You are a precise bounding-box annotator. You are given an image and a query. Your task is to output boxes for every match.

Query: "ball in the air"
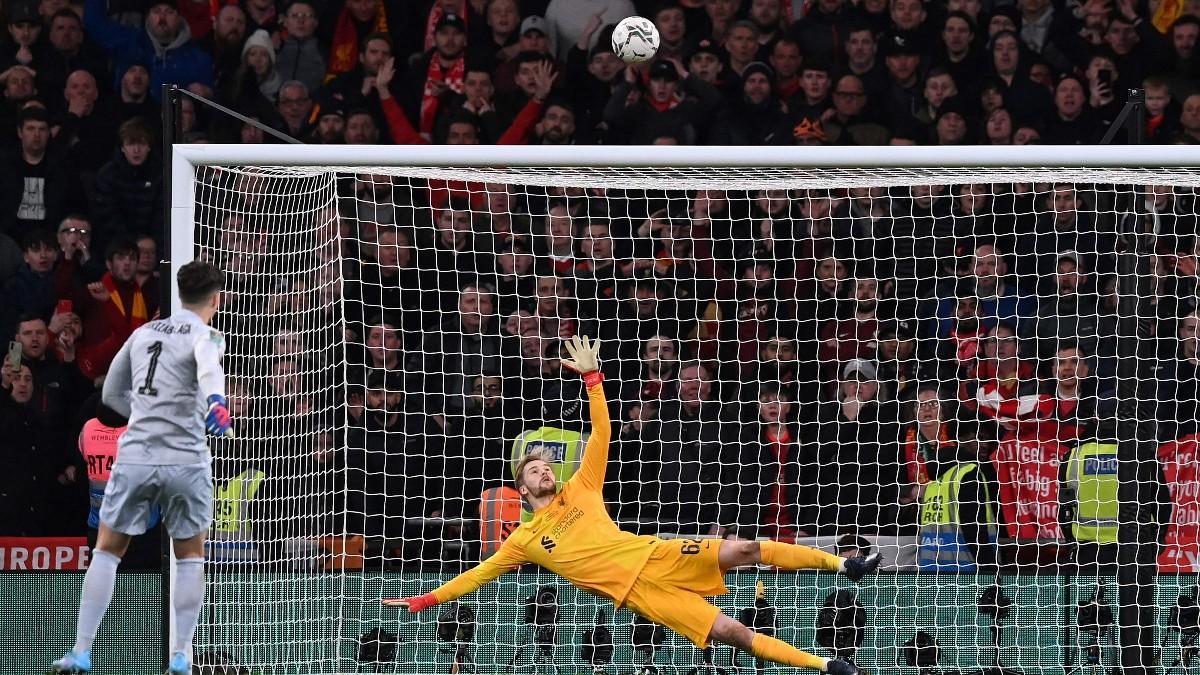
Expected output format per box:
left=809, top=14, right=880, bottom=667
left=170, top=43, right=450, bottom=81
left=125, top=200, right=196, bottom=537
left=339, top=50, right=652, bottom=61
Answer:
left=611, top=16, right=660, bottom=64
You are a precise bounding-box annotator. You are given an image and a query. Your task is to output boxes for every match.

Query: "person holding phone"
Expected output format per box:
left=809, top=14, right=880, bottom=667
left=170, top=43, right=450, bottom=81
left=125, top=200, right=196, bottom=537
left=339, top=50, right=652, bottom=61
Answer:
left=0, top=359, right=61, bottom=537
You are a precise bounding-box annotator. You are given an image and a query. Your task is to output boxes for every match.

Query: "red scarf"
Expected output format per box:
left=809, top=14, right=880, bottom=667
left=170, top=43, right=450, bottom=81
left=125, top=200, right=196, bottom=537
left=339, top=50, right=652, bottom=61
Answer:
left=421, top=55, right=465, bottom=134
left=424, top=1, right=467, bottom=51
left=102, top=273, right=148, bottom=327
left=763, top=427, right=798, bottom=540
left=647, top=90, right=684, bottom=112
left=325, top=2, right=389, bottom=81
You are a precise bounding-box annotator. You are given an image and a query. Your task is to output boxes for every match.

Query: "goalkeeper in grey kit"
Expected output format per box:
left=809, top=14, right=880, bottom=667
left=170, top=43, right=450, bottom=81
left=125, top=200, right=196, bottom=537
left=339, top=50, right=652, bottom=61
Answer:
left=53, top=261, right=234, bottom=675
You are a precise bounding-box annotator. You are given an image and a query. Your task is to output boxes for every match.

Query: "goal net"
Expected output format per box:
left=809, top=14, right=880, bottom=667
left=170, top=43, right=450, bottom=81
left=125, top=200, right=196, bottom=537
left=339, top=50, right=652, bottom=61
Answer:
left=176, top=146, right=1200, bottom=675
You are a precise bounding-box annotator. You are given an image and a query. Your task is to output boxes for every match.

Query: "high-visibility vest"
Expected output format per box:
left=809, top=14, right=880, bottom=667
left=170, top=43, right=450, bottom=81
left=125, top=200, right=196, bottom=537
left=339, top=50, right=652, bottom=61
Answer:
left=1064, top=442, right=1119, bottom=544
left=79, top=418, right=159, bottom=530
left=208, top=468, right=266, bottom=561
left=510, top=426, right=587, bottom=522
left=479, top=486, right=521, bottom=558
left=918, top=462, right=997, bottom=571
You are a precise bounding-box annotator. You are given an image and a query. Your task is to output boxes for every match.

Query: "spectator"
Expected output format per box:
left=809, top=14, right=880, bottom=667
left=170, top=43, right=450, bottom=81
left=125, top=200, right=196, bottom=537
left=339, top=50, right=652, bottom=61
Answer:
left=818, top=276, right=884, bottom=382
left=768, top=37, right=803, bottom=101
left=345, top=369, right=446, bottom=541
left=988, top=30, right=1052, bottom=124
left=732, top=382, right=813, bottom=540
left=1045, top=341, right=1115, bottom=435
left=0, top=360, right=64, bottom=536
left=793, top=0, right=852, bottom=65
left=476, top=0, right=520, bottom=64
left=38, top=9, right=109, bottom=97
left=811, top=358, right=901, bottom=533
left=934, top=11, right=985, bottom=90
left=878, top=30, right=923, bottom=133
left=407, top=16, right=468, bottom=141
left=276, top=80, right=314, bottom=138
left=108, top=62, right=157, bottom=127
left=900, top=385, right=954, bottom=514
left=1024, top=251, right=1117, bottom=379
left=1179, top=92, right=1200, bottom=143
left=62, top=237, right=159, bottom=378
left=1151, top=311, right=1200, bottom=441
left=1162, top=15, right=1200, bottom=100
left=789, top=59, right=834, bottom=122
left=444, top=373, right=521, bottom=519
left=92, top=119, right=163, bottom=246
left=240, top=29, right=283, bottom=101
left=875, top=319, right=918, bottom=403
left=639, top=5, right=681, bottom=64
left=55, top=69, right=117, bottom=173
left=685, top=37, right=728, bottom=90
left=361, top=315, right=403, bottom=373
left=321, top=32, right=393, bottom=135
left=494, top=241, right=536, bottom=318
left=934, top=243, right=1035, bottom=338
left=1, top=107, right=85, bottom=241
left=7, top=312, right=92, bottom=425
left=915, top=418, right=999, bottom=571
left=275, top=0, right=325, bottom=94
left=2, top=229, right=59, bottom=333
left=408, top=282, right=502, bottom=416
left=824, top=74, right=890, bottom=145
left=604, top=57, right=722, bottom=144
left=983, top=107, right=1014, bottom=144
left=54, top=214, right=103, bottom=286
left=2, top=1, right=42, bottom=73
left=84, top=0, right=214, bottom=96
left=545, top=0, right=636, bottom=60
left=1042, top=75, right=1099, bottom=144
left=1144, top=77, right=1181, bottom=143
left=0, top=65, right=38, bottom=145
left=203, top=4, right=248, bottom=87
left=618, top=334, right=680, bottom=415
left=962, top=322, right=1047, bottom=433
left=915, top=67, right=957, bottom=127
left=720, top=19, right=758, bottom=76
left=710, top=61, right=792, bottom=145
left=649, top=360, right=737, bottom=535
left=840, top=23, right=887, bottom=103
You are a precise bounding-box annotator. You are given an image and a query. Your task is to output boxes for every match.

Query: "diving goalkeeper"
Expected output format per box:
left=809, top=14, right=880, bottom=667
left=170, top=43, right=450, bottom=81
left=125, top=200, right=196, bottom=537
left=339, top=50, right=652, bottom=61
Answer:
left=384, top=335, right=878, bottom=674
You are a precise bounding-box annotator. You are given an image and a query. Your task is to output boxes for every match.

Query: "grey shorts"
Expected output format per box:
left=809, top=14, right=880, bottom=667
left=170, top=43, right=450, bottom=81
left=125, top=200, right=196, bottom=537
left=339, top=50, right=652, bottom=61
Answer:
left=100, top=462, right=213, bottom=540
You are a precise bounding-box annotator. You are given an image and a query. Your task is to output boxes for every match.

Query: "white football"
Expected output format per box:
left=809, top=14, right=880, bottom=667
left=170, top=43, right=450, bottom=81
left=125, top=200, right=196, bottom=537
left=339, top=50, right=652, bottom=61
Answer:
left=611, top=16, right=660, bottom=64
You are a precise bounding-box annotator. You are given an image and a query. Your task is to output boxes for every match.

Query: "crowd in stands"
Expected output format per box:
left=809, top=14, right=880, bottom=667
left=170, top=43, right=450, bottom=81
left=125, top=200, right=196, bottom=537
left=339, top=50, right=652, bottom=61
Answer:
left=1, top=0, right=1199, bottom=569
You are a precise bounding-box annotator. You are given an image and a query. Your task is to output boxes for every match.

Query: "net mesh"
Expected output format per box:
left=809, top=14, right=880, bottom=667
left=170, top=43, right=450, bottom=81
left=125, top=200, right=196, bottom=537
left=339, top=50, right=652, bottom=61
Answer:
left=188, top=163, right=1200, bottom=674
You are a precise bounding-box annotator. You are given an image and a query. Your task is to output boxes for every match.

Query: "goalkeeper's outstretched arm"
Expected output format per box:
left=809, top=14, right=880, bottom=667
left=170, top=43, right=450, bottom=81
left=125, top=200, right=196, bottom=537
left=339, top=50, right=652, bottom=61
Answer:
left=382, top=539, right=525, bottom=610
left=561, top=335, right=610, bottom=492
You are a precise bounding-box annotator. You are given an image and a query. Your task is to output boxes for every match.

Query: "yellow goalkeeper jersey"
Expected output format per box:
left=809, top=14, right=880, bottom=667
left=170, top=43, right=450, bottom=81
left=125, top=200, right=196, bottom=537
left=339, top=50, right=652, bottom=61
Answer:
left=430, top=381, right=659, bottom=606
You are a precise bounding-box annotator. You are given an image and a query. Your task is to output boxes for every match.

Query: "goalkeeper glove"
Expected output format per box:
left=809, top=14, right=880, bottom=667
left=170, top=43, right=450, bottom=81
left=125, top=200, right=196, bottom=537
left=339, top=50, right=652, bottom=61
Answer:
left=561, top=335, right=603, bottom=387
left=383, top=593, right=437, bottom=612
left=205, top=394, right=234, bottom=438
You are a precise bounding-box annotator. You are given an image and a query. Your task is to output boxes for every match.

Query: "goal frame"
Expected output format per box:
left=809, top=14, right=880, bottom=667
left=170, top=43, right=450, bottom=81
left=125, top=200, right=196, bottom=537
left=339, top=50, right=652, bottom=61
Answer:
left=168, top=143, right=1200, bottom=674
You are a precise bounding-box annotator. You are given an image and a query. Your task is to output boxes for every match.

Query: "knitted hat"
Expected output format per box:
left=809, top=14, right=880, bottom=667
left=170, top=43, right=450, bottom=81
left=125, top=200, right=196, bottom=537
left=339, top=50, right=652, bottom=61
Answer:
left=242, top=29, right=276, bottom=65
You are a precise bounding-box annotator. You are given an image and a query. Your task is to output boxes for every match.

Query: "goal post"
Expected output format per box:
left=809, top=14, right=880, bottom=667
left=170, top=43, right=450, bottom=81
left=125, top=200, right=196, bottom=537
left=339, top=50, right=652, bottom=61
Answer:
left=167, top=144, right=1199, bottom=674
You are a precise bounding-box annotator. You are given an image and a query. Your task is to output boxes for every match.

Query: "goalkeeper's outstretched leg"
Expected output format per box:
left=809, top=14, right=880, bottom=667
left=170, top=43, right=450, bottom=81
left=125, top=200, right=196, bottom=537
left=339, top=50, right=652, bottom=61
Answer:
left=709, top=613, right=862, bottom=675
left=717, top=539, right=883, bottom=582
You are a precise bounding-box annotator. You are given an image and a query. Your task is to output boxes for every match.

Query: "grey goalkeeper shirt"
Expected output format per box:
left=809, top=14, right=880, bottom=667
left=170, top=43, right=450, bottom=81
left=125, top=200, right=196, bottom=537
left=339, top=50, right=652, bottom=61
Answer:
left=101, top=309, right=227, bottom=466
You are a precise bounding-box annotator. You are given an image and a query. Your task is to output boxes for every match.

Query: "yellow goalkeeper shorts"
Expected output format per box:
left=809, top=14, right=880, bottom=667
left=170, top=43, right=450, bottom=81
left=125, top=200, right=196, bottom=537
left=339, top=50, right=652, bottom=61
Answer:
left=622, top=538, right=728, bottom=648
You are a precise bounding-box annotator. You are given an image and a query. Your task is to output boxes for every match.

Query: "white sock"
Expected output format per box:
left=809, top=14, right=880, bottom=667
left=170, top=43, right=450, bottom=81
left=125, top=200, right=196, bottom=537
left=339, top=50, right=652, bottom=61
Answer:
left=73, top=549, right=121, bottom=654
left=838, top=558, right=848, bottom=572
left=821, top=657, right=832, bottom=671
left=172, top=557, right=206, bottom=655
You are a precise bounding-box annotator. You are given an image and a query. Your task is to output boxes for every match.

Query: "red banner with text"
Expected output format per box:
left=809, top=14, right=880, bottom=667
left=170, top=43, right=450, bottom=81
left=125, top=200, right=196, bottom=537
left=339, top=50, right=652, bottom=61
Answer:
left=0, top=537, right=90, bottom=570
left=1158, top=434, right=1200, bottom=572
left=993, top=432, right=1069, bottom=541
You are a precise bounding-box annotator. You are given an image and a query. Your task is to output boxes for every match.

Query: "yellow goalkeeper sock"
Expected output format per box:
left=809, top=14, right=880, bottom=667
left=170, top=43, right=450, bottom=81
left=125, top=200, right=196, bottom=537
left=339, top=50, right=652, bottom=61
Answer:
left=759, top=541, right=844, bottom=572
left=750, top=633, right=829, bottom=671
